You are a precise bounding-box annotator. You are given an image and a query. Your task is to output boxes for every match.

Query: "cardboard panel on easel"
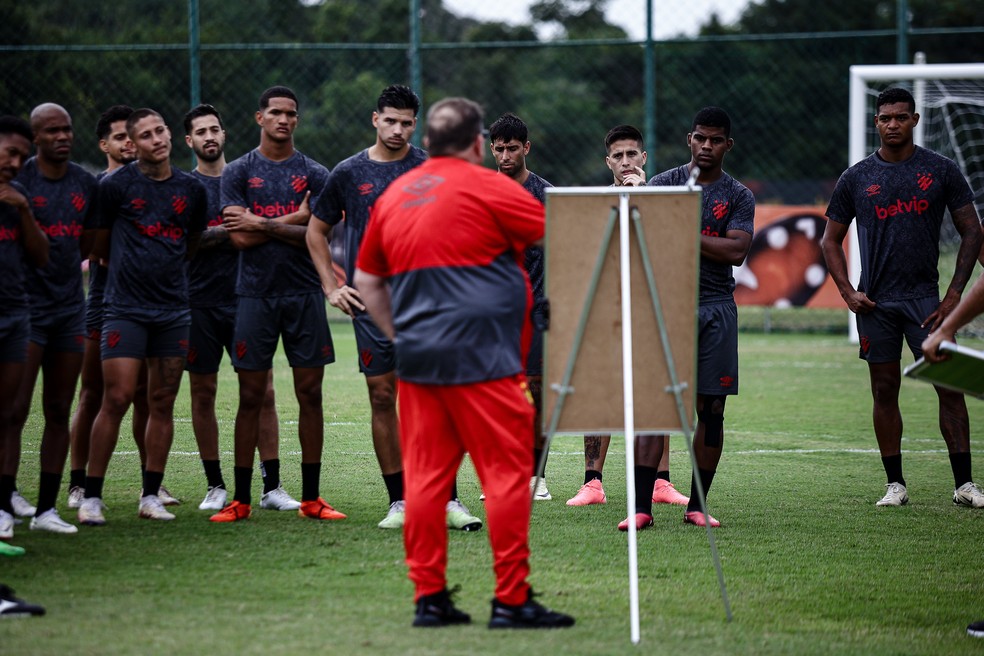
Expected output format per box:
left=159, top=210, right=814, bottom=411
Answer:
left=544, top=188, right=700, bottom=433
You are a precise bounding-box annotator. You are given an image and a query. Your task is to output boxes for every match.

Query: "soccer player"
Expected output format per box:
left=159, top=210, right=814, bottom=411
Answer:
left=488, top=112, right=554, bottom=501
left=566, top=124, right=689, bottom=509
left=307, top=85, right=480, bottom=531
left=67, top=105, right=170, bottom=510
left=0, top=115, right=50, bottom=552
left=356, top=96, right=574, bottom=629
left=4, top=104, right=97, bottom=534
left=183, top=103, right=292, bottom=512
left=210, top=86, right=343, bottom=523
left=77, top=108, right=208, bottom=525
left=618, top=107, right=754, bottom=531
left=822, top=87, right=984, bottom=509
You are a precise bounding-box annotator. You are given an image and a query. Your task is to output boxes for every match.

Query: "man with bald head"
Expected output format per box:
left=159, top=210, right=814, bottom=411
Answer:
left=356, top=97, right=574, bottom=629
left=2, top=104, right=96, bottom=534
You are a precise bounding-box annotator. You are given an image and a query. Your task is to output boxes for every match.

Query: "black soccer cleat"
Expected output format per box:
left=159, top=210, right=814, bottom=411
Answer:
left=488, top=588, right=575, bottom=629
left=0, top=585, right=45, bottom=618
left=412, top=587, right=471, bottom=627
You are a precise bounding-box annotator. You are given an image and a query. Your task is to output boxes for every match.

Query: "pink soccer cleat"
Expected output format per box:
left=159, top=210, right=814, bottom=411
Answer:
left=652, top=479, right=690, bottom=506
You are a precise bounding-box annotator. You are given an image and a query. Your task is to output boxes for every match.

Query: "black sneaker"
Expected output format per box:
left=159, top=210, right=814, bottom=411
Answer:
left=488, top=589, right=574, bottom=629
left=969, top=620, right=984, bottom=638
left=413, top=588, right=471, bottom=627
left=0, top=585, right=45, bottom=618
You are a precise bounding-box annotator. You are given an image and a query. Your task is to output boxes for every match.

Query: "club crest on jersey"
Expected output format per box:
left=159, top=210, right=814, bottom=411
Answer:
left=172, top=195, right=188, bottom=215
left=916, top=172, right=933, bottom=191
left=711, top=199, right=729, bottom=220
left=31, top=196, right=47, bottom=209
left=248, top=177, right=264, bottom=189
left=71, top=192, right=87, bottom=212
left=290, top=175, right=308, bottom=193
left=358, top=183, right=374, bottom=196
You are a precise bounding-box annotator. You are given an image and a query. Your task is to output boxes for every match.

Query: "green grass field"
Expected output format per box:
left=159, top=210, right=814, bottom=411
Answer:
left=3, top=324, right=984, bottom=655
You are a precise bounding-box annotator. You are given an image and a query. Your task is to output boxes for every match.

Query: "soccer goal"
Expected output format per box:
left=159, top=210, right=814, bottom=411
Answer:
left=847, top=57, right=984, bottom=341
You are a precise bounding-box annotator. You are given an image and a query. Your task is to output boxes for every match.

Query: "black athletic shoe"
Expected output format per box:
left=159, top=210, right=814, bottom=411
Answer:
left=969, top=620, right=984, bottom=638
left=0, top=585, right=45, bottom=618
left=412, top=587, right=471, bottom=627
left=488, top=589, right=575, bottom=629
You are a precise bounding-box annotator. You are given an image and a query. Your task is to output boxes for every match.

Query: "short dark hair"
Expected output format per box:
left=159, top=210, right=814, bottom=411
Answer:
left=876, top=87, right=916, bottom=114
left=605, top=124, right=643, bottom=152
left=0, top=115, right=33, bottom=141
left=95, top=105, right=133, bottom=141
left=425, top=97, right=484, bottom=157
left=377, top=85, right=420, bottom=116
left=489, top=113, right=528, bottom=145
left=259, top=86, right=299, bottom=111
left=125, top=108, right=164, bottom=137
left=183, top=103, right=224, bottom=135
left=692, top=106, right=732, bottom=138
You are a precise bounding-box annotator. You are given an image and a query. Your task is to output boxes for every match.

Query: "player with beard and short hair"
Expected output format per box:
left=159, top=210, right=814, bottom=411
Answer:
left=77, top=108, right=207, bottom=525
left=209, top=86, right=343, bottom=523
left=182, top=103, right=292, bottom=512
left=1, top=104, right=97, bottom=535
left=0, top=115, right=50, bottom=554
left=67, top=106, right=178, bottom=511
left=307, top=85, right=481, bottom=531
left=822, top=87, right=984, bottom=509
left=565, top=124, right=690, bottom=510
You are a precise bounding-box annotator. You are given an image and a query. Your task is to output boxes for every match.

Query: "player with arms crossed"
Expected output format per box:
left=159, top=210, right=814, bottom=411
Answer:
left=822, top=87, right=984, bottom=508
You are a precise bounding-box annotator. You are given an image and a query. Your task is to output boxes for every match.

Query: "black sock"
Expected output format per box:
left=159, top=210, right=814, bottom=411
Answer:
left=69, top=469, right=86, bottom=490
left=881, top=455, right=905, bottom=487
left=260, top=459, right=280, bottom=493
left=233, top=467, right=253, bottom=505
left=0, top=475, right=14, bottom=513
left=584, top=470, right=603, bottom=485
left=85, top=476, right=105, bottom=500
left=635, top=465, right=658, bottom=516
left=656, top=470, right=670, bottom=482
left=949, top=452, right=972, bottom=488
left=202, top=460, right=225, bottom=489
left=686, top=468, right=716, bottom=513
left=301, top=462, right=321, bottom=502
left=142, top=470, right=164, bottom=498
left=36, top=472, right=61, bottom=515
left=533, top=448, right=547, bottom=477
left=450, top=481, right=459, bottom=502
left=383, top=471, right=404, bottom=505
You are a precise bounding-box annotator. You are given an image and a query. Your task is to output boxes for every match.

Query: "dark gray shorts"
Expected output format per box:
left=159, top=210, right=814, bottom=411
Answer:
left=101, top=310, right=191, bottom=361
left=186, top=304, right=237, bottom=374
left=353, top=312, right=395, bottom=377
left=697, top=299, right=739, bottom=396
left=856, top=296, right=938, bottom=364
left=0, top=312, right=30, bottom=363
left=31, top=304, right=85, bottom=353
left=233, top=293, right=334, bottom=371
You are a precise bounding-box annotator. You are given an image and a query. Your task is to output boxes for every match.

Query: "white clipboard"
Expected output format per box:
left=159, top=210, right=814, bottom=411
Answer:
left=904, top=341, right=984, bottom=400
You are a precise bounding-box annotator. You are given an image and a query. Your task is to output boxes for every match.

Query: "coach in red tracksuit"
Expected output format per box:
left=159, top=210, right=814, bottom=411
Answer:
left=355, top=97, right=573, bottom=630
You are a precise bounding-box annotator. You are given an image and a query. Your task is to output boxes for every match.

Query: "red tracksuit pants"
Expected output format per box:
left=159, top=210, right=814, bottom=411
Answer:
left=399, top=374, right=534, bottom=606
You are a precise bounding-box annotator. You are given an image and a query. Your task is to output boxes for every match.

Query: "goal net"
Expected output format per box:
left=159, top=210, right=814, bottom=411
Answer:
left=850, top=59, right=984, bottom=339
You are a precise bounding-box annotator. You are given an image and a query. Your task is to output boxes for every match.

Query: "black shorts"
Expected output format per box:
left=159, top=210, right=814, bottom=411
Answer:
left=697, top=299, right=739, bottom=396
left=856, top=296, right=938, bottom=364
left=353, top=312, right=395, bottom=377
left=0, top=311, right=30, bottom=363
left=101, top=308, right=191, bottom=361
left=31, top=304, right=85, bottom=353
left=233, top=293, right=334, bottom=371
left=85, top=294, right=104, bottom=337
left=186, top=304, right=237, bottom=374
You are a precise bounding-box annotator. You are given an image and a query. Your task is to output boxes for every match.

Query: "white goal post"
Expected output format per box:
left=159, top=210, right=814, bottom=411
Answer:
left=845, top=59, right=984, bottom=343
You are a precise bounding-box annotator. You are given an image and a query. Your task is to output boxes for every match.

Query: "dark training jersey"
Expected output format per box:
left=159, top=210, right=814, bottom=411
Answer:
left=16, top=158, right=97, bottom=315
left=358, top=156, right=544, bottom=385
left=649, top=165, right=755, bottom=303
left=315, top=145, right=428, bottom=287
left=521, top=171, right=552, bottom=302
left=826, top=146, right=976, bottom=303
left=188, top=170, right=238, bottom=308
left=221, top=148, right=329, bottom=298
left=96, top=162, right=208, bottom=312
left=0, top=181, right=32, bottom=311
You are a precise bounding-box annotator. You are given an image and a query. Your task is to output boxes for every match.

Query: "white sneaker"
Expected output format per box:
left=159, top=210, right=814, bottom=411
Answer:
left=158, top=485, right=181, bottom=506
left=67, top=486, right=85, bottom=509
left=260, top=485, right=301, bottom=511
left=29, top=508, right=78, bottom=534
left=953, top=482, right=984, bottom=508
left=10, top=492, right=35, bottom=518
left=875, top=482, right=909, bottom=506
left=377, top=500, right=406, bottom=529
left=138, top=495, right=175, bottom=521
left=530, top=476, right=552, bottom=501
left=78, top=497, right=107, bottom=526
left=0, top=509, right=13, bottom=539
left=199, top=486, right=228, bottom=511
